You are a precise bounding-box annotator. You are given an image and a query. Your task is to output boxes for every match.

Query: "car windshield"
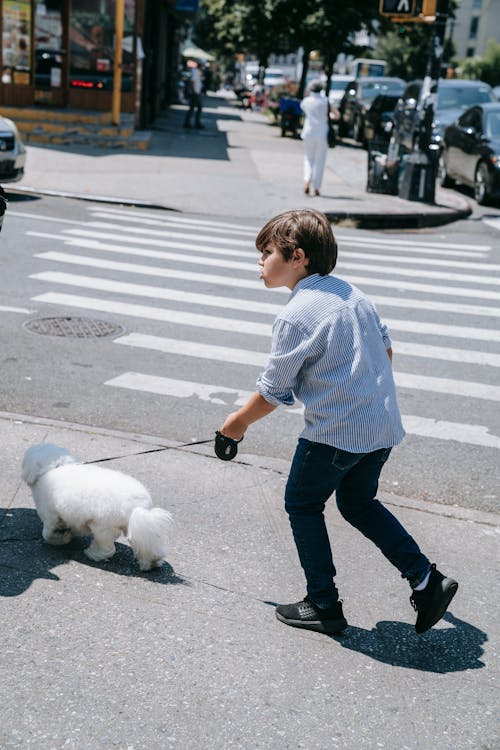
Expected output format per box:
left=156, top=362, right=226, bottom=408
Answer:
left=437, top=85, right=495, bottom=109
left=486, top=110, right=500, bottom=138
left=360, top=81, right=404, bottom=100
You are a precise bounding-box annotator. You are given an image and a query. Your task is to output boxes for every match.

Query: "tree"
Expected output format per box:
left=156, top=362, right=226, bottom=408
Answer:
left=198, top=0, right=382, bottom=97
left=458, top=40, right=500, bottom=86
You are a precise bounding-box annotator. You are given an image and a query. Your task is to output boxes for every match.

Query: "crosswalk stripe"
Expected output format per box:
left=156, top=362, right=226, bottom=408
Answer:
left=87, top=207, right=491, bottom=252
left=34, top=251, right=271, bottom=291
left=0, top=305, right=33, bottom=314
left=104, top=372, right=500, bottom=449
left=30, top=272, right=284, bottom=316
left=33, top=244, right=500, bottom=302
left=87, top=207, right=259, bottom=234
left=483, top=217, right=500, bottom=232
left=394, top=372, right=500, bottom=402
left=115, top=333, right=268, bottom=365
left=32, top=292, right=271, bottom=335
left=394, top=341, right=500, bottom=368
left=59, top=228, right=500, bottom=286
left=31, top=270, right=500, bottom=321
left=340, top=250, right=500, bottom=272
left=339, top=259, right=500, bottom=286
left=113, top=334, right=500, bottom=402
left=29, top=226, right=498, bottom=272
left=13, top=207, right=492, bottom=255
left=115, top=332, right=500, bottom=370
left=79, top=223, right=254, bottom=248
left=31, top=291, right=500, bottom=342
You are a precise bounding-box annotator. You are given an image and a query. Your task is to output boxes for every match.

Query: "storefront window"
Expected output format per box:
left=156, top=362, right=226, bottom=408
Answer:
left=2, top=0, right=31, bottom=85
left=70, top=0, right=136, bottom=92
left=34, top=0, right=64, bottom=89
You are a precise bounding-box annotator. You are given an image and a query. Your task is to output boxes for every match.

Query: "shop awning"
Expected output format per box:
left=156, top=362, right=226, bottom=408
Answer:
left=181, top=44, right=215, bottom=62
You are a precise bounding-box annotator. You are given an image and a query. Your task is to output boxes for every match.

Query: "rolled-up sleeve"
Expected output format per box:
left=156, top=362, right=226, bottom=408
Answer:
left=256, top=319, right=313, bottom=407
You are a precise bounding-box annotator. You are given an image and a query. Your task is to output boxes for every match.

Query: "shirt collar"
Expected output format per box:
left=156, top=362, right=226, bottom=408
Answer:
left=290, top=273, right=322, bottom=298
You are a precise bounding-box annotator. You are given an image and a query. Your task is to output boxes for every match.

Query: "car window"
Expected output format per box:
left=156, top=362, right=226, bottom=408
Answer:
left=360, top=80, right=404, bottom=100
left=438, top=85, right=495, bottom=108
left=485, top=111, right=500, bottom=138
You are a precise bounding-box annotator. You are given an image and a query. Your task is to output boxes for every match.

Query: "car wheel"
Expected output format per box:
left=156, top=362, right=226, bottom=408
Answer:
left=438, top=153, right=454, bottom=188
left=474, top=162, right=490, bottom=205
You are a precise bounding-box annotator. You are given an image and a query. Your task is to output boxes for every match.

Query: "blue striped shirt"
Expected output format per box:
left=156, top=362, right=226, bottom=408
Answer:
left=256, top=273, right=405, bottom=452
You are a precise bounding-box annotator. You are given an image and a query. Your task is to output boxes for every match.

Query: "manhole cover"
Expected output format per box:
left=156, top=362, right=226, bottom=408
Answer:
left=24, top=316, right=125, bottom=339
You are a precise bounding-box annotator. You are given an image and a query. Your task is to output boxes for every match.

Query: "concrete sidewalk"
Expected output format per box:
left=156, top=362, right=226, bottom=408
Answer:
left=9, top=92, right=472, bottom=228
left=1, top=410, right=497, bottom=750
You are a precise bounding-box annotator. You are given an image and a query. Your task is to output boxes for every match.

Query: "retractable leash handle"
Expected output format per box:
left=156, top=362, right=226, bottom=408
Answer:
left=214, top=431, right=242, bottom=461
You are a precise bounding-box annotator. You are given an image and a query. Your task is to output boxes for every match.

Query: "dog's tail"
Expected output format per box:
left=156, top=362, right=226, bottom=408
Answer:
left=127, top=507, right=173, bottom=571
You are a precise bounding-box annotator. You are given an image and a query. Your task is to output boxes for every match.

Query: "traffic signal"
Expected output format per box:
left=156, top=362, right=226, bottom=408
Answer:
left=421, top=0, right=437, bottom=16
left=379, top=0, right=416, bottom=16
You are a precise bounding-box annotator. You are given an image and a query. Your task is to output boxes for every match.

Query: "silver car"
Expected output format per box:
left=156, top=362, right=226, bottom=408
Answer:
left=0, top=115, right=26, bottom=182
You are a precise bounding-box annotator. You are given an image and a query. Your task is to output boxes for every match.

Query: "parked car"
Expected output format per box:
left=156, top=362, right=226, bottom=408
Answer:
left=363, top=93, right=401, bottom=146
left=391, top=78, right=497, bottom=154
left=0, top=115, right=26, bottom=183
left=327, top=75, right=352, bottom=109
left=338, top=76, right=405, bottom=142
left=439, top=102, right=500, bottom=205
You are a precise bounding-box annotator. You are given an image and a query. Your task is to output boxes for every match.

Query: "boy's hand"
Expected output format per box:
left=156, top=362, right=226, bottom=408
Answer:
left=219, top=411, right=247, bottom=441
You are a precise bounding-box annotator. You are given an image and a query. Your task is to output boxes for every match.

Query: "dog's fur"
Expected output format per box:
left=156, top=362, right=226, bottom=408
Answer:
left=21, top=443, right=172, bottom=570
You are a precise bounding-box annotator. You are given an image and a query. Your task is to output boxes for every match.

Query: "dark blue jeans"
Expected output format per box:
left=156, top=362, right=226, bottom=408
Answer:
left=284, top=439, right=431, bottom=608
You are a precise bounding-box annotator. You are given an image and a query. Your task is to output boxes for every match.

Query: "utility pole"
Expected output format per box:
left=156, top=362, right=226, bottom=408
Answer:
left=112, top=0, right=125, bottom=126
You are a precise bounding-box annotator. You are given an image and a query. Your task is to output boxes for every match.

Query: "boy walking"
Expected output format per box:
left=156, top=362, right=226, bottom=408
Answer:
left=219, top=209, right=457, bottom=635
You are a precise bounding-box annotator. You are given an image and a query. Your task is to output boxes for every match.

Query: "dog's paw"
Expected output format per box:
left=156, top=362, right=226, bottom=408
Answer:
left=43, top=529, right=73, bottom=546
left=84, top=546, right=113, bottom=562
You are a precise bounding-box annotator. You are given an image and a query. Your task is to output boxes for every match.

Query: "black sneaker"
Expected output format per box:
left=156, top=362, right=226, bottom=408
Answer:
left=410, top=564, right=458, bottom=634
left=275, top=596, right=347, bottom=634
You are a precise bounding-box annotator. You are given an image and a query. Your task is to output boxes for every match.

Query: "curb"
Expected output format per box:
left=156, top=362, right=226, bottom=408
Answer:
left=5, top=185, right=177, bottom=212
left=8, top=185, right=471, bottom=229
left=325, top=204, right=472, bottom=230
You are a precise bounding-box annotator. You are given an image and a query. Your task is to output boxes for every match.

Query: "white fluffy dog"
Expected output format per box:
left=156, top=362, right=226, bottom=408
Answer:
left=21, top=443, right=172, bottom=571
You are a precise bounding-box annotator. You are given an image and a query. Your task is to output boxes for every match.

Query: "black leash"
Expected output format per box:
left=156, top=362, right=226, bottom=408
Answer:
left=86, top=432, right=242, bottom=466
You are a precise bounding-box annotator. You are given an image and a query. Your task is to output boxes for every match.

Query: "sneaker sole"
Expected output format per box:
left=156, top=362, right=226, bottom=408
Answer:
left=275, top=610, right=347, bottom=635
left=416, top=578, right=458, bottom=634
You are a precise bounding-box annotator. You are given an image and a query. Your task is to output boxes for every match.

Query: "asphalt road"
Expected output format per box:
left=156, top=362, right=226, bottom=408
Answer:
left=2, top=194, right=499, bottom=512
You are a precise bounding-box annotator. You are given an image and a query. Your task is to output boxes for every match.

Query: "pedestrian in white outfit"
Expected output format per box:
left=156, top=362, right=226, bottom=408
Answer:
left=300, top=80, right=329, bottom=196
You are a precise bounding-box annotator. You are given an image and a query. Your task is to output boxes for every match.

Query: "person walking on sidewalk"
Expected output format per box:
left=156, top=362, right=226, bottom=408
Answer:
left=183, top=60, right=204, bottom=130
left=219, top=208, right=458, bottom=636
left=300, top=80, right=329, bottom=196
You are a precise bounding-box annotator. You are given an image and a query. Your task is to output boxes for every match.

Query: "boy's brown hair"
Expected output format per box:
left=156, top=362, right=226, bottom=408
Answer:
left=255, top=209, right=337, bottom=276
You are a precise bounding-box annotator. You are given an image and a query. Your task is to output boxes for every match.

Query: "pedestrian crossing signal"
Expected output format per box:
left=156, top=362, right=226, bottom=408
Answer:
left=379, top=0, right=416, bottom=16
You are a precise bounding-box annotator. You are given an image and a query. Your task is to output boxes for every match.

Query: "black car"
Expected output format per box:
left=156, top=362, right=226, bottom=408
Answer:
left=338, top=76, right=405, bottom=143
left=439, top=102, right=500, bottom=205
left=392, top=78, right=497, bottom=154
left=363, top=94, right=401, bottom=146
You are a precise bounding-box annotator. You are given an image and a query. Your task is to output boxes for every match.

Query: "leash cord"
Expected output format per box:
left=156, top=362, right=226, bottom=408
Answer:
left=85, top=437, right=214, bottom=465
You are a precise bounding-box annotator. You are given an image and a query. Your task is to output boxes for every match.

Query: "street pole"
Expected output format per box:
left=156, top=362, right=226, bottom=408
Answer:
left=418, top=0, right=449, bottom=159
left=112, top=0, right=125, bottom=126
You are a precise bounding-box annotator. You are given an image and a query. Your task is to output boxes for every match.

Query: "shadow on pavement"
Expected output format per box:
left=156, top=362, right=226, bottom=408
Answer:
left=333, top=611, right=486, bottom=673
left=0, top=507, right=186, bottom=597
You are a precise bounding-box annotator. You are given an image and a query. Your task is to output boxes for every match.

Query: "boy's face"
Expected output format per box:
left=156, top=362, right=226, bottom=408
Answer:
left=258, top=244, right=308, bottom=290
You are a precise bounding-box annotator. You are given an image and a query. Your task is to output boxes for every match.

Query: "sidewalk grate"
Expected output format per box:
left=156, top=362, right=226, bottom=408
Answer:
left=24, top=316, right=125, bottom=339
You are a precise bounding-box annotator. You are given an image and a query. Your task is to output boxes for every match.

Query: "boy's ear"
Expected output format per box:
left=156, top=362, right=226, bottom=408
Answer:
left=292, top=247, right=309, bottom=267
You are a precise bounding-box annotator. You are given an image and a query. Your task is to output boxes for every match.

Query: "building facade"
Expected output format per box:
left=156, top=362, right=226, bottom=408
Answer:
left=451, top=0, right=500, bottom=60
left=0, top=0, right=194, bottom=125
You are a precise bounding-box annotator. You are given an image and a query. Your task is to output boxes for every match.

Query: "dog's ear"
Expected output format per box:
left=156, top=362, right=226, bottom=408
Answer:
left=21, top=444, right=80, bottom=485
left=21, top=455, right=44, bottom=486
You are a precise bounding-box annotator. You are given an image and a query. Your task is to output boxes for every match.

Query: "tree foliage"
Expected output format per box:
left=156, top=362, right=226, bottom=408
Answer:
left=458, top=40, right=500, bottom=86
left=197, top=0, right=381, bottom=96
